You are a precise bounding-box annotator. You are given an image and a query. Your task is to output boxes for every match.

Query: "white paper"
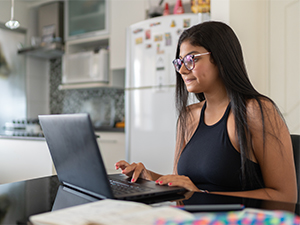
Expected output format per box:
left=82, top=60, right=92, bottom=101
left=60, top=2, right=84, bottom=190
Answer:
left=30, top=199, right=194, bottom=225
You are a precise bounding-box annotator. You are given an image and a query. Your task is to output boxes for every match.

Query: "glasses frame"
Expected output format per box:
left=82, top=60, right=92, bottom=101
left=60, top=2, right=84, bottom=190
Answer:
left=172, top=52, right=211, bottom=72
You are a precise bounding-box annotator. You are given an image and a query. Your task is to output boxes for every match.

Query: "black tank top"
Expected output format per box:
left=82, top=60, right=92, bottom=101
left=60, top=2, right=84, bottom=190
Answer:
left=177, top=101, right=264, bottom=191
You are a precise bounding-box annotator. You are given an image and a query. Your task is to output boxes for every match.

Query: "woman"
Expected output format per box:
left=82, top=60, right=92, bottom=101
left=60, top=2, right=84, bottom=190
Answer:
left=116, top=21, right=297, bottom=203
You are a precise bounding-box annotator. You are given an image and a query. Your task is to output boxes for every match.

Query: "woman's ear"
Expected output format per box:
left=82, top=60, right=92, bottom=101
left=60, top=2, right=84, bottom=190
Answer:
left=209, top=54, right=215, bottom=64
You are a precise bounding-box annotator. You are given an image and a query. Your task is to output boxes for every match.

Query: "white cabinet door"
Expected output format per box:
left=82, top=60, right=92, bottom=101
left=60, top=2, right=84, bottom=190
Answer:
left=96, top=132, right=125, bottom=174
left=65, top=0, right=109, bottom=41
left=0, top=138, right=53, bottom=184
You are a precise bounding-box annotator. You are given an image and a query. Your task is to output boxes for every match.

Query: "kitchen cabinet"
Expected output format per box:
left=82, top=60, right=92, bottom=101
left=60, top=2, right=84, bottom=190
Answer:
left=65, top=0, right=108, bottom=41
left=61, top=0, right=111, bottom=89
left=0, top=131, right=125, bottom=184
left=95, top=132, right=125, bottom=174
left=64, top=0, right=146, bottom=69
left=0, top=138, right=54, bottom=184
left=60, top=0, right=147, bottom=89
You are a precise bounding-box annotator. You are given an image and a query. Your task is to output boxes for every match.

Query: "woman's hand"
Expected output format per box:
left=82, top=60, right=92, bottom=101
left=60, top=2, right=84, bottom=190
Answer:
left=155, top=174, right=203, bottom=192
left=115, top=160, right=154, bottom=182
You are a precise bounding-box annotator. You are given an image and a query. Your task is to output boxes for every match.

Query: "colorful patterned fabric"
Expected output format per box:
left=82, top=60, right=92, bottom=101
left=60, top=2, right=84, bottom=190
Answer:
left=155, top=208, right=300, bottom=225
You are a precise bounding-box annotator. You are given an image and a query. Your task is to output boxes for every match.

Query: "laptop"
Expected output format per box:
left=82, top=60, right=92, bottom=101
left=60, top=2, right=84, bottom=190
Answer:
left=38, top=113, right=185, bottom=201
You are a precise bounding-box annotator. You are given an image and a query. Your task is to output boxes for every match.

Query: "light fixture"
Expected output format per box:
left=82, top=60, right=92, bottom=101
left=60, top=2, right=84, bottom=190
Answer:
left=5, top=0, right=20, bottom=29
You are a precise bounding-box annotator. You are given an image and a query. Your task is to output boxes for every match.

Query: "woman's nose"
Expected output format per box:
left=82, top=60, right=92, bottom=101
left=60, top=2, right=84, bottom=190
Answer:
left=179, top=64, right=189, bottom=75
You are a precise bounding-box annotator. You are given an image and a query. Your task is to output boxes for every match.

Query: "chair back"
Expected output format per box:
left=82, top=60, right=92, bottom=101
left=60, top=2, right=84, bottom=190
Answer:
left=291, top=134, right=300, bottom=203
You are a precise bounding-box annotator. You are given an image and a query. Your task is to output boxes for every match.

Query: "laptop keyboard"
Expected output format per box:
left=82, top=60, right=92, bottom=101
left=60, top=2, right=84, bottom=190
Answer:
left=109, top=179, right=152, bottom=196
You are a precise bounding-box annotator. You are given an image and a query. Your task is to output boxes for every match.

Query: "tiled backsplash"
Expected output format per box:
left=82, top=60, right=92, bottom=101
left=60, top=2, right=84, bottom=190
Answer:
left=49, top=58, right=124, bottom=127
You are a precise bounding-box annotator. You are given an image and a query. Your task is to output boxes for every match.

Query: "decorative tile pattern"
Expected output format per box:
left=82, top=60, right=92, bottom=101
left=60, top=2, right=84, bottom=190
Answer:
left=49, top=58, right=124, bottom=127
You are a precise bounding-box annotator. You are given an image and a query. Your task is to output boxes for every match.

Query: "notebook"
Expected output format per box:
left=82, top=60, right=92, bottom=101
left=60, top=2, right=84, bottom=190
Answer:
left=38, top=113, right=185, bottom=201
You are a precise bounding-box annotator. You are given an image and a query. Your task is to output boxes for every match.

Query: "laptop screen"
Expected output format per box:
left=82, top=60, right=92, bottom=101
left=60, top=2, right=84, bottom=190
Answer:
left=39, top=113, right=114, bottom=199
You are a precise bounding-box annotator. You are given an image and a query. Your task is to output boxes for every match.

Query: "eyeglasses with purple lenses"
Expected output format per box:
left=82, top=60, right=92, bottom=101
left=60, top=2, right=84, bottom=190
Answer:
left=172, top=52, right=211, bottom=72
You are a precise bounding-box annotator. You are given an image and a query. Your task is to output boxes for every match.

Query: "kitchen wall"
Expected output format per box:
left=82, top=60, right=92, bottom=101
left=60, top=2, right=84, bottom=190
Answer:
left=49, top=58, right=124, bottom=127
left=0, top=1, right=125, bottom=127
left=0, top=27, right=26, bottom=128
left=0, top=1, right=30, bottom=29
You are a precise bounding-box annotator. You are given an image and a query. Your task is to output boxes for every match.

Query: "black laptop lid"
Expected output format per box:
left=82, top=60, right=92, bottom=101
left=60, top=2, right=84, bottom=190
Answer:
left=39, top=113, right=114, bottom=199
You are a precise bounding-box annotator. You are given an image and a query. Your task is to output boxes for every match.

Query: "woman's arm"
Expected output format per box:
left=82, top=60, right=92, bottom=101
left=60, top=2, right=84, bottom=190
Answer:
left=214, top=99, right=297, bottom=203
left=159, top=99, right=297, bottom=202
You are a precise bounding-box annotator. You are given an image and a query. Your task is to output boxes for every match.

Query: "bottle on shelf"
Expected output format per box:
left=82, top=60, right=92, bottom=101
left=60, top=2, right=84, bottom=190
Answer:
left=173, top=0, right=184, bottom=14
left=191, top=0, right=211, bottom=13
left=163, top=2, right=170, bottom=16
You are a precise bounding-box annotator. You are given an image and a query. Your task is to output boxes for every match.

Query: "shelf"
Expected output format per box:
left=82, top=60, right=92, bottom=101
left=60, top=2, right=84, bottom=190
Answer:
left=59, top=82, right=109, bottom=90
left=65, top=35, right=109, bottom=54
left=66, top=35, right=109, bottom=46
left=70, top=11, right=105, bottom=22
left=58, top=82, right=124, bottom=90
left=18, top=42, right=64, bottom=59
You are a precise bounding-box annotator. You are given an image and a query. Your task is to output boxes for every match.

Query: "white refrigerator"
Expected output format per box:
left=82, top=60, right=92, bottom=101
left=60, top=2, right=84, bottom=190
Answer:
left=125, top=14, right=209, bottom=175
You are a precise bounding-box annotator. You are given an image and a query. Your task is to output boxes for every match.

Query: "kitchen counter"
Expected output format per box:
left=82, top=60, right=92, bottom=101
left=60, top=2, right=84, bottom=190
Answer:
left=94, top=127, right=124, bottom=132
left=0, top=130, right=125, bottom=183
left=0, top=137, right=54, bottom=184
left=0, top=127, right=124, bottom=141
left=0, top=134, right=45, bottom=141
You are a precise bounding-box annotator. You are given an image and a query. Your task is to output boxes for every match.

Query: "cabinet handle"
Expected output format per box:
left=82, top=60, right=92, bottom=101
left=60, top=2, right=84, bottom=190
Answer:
left=99, top=140, right=117, bottom=143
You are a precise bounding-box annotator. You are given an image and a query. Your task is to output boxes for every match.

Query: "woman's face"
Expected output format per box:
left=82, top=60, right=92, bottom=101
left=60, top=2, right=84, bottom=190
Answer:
left=178, top=41, right=220, bottom=94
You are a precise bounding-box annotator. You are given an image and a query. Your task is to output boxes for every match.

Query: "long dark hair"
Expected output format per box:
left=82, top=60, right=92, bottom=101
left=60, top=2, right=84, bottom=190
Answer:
left=175, top=21, right=282, bottom=189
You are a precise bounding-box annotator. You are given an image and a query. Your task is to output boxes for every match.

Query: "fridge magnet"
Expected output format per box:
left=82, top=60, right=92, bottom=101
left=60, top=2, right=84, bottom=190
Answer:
left=170, top=20, right=176, bottom=27
left=154, top=35, right=163, bottom=42
left=135, top=37, right=143, bottom=45
left=183, top=19, right=191, bottom=28
left=146, top=43, right=152, bottom=49
left=150, top=22, right=161, bottom=27
left=177, top=29, right=183, bottom=35
left=133, top=28, right=143, bottom=34
left=145, top=29, right=151, bottom=40
left=165, top=33, right=172, bottom=46
left=156, top=44, right=165, bottom=54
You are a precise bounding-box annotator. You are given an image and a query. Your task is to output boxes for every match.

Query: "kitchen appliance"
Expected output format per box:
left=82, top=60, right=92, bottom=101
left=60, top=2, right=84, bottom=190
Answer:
left=125, top=14, right=209, bottom=174
left=62, top=48, right=109, bottom=84
left=3, top=119, right=43, bottom=137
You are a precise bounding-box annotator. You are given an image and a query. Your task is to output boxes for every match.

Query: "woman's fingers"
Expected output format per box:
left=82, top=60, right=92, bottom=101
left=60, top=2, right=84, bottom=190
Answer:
left=131, top=163, right=143, bottom=182
left=120, top=162, right=137, bottom=177
left=115, top=161, right=142, bottom=179
left=155, top=175, right=199, bottom=191
left=155, top=175, right=176, bottom=185
left=115, top=161, right=150, bottom=182
left=115, top=160, right=130, bottom=170
left=131, top=162, right=150, bottom=182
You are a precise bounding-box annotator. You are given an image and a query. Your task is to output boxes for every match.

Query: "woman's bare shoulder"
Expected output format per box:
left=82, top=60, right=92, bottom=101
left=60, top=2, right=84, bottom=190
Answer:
left=246, top=97, right=284, bottom=135
left=246, top=97, right=277, bottom=119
